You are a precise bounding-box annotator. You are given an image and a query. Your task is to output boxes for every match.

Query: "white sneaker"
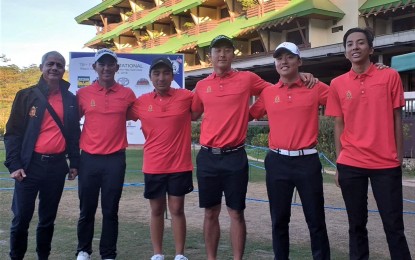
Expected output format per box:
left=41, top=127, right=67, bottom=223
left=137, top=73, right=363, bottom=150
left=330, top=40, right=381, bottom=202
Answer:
left=174, top=255, right=188, bottom=260
left=77, top=251, right=91, bottom=260
left=150, top=254, right=164, bottom=260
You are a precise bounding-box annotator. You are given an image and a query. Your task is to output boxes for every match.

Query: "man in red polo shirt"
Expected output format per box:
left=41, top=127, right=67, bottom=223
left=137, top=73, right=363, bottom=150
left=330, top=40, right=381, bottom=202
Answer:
left=128, top=57, right=193, bottom=260
left=325, top=27, right=412, bottom=260
left=191, top=35, right=316, bottom=260
left=76, top=49, right=136, bottom=260
left=4, top=51, right=80, bottom=260
left=250, top=42, right=330, bottom=260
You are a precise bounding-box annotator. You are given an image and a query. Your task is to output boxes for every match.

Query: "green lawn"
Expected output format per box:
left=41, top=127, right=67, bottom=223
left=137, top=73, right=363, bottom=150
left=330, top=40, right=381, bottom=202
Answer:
left=0, top=143, right=395, bottom=259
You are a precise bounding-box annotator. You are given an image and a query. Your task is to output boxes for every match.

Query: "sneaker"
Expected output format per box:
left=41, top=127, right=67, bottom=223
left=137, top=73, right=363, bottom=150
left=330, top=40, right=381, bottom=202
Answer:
left=150, top=254, right=164, bottom=260
left=174, top=255, right=188, bottom=260
left=77, top=251, right=91, bottom=260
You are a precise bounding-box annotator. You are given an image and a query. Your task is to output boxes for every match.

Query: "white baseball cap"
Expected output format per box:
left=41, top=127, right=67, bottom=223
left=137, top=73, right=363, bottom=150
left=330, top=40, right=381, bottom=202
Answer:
left=94, top=48, right=118, bottom=63
left=273, top=42, right=300, bottom=58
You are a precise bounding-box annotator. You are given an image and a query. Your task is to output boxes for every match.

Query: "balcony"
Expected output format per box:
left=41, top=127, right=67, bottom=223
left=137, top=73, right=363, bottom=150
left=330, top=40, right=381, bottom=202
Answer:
left=246, top=0, right=290, bottom=18
left=128, top=9, right=151, bottom=22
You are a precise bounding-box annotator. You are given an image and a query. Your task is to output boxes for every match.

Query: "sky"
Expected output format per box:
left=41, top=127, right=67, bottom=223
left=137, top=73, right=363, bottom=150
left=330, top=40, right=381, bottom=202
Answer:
left=1, top=0, right=101, bottom=68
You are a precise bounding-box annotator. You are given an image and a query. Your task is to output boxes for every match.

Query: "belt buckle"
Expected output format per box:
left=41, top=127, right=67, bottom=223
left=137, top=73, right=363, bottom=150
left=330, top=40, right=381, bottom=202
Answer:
left=41, top=155, right=50, bottom=161
left=211, top=148, right=222, bottom=155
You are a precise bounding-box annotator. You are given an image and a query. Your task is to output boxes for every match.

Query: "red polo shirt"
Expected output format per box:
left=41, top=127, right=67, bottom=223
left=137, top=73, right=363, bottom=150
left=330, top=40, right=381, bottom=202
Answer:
left=77, top=81, right=136, bottom=155
left=35, top=88, right=66, bottom=154
left=325, top=64, right=404, bottom=169
left=250, top=79, right=328, bottom=150
left=129, top=88, right=193, bottom=174
left=192, top=70, right=271, bottom=147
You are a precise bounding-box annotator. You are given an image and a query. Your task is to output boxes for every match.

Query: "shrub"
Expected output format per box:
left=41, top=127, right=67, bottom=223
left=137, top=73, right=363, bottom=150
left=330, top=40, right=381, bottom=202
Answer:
left=251, top=133, right=268, bottom=147
left=317, top=116, right=336, bottom=162
left=191, top=121, right=201, bottom=143
left=246, top=124, right=269, bottom=144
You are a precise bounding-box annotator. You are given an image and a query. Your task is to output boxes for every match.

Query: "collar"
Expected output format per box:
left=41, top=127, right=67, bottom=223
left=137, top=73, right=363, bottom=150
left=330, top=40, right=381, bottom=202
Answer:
left=152, top=87, right=174, bottom=98
left=210, top=69, right=237, bottom=79
left=277, top=78, right=303, bottom=88
left=37, top=76, right=69, bottom=96
left=348, top=63, right=375, bottom=79
left=92, top=81, right=120, bottom=92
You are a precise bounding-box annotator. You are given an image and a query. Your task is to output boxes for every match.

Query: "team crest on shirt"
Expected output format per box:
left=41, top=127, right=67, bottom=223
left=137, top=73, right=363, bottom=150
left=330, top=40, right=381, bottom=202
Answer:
left=206, top=86, right=212, bottom=93
left=346, top=90, right=352, bottom=100
left=148, top=105, right=153, bottom=112
left=90, top=99, right=96, bottom=107
left=29, top=106, right=37, bottom=117
left=274, top=96, right=280, bottom=103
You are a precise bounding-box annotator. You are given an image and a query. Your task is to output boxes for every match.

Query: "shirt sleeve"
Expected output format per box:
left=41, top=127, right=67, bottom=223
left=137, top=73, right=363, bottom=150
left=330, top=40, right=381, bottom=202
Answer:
left=325, top=79, right=343, bottom=117
left=389, top=69, right=405, bottom=109
left=249, top=95, right=267, bottom=119
left=76, top=89, right=85, bottom=119
left=127, top=98, right=140, bottom=121
left=4, top=90, right=26, bottom=172
left=191, top=85, right=204, bottom=113
left=249, top=72, right=272, bottom=96
left=318, top=82, right=330, bottom=106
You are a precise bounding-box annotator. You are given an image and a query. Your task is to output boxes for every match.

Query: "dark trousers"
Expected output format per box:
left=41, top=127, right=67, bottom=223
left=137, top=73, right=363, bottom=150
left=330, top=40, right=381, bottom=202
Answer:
left=10, top=156, right=68, bottom=260
left=337, top=163, right=412, bottom=260
left=264, top=151, right=330, bottom=260
left=77, top=151, right=126, bottom=259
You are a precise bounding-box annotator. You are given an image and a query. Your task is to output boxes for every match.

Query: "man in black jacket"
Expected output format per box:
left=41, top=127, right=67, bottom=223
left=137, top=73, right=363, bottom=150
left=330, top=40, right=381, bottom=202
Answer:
left=4, top=51, right=80, bottom=260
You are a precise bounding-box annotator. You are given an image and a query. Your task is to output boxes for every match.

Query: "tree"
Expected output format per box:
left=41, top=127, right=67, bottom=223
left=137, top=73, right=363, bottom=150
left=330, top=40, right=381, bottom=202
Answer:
left=0, top=64, right=41, bottom=136
left=1, top=54, right=11, bottom=63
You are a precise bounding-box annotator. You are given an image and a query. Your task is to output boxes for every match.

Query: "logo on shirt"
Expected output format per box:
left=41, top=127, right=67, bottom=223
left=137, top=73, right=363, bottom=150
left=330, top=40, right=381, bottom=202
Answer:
left=346, top=90, right=352, bottom=100
left=90, top=99, right=96, bottom=107
left=148, top=105, right=153, bottom=112
left=274, top=96, right=280, bottom=103
left=29, top=106, right=37, bottom=117
left=206, top=86, right=212, bottom=93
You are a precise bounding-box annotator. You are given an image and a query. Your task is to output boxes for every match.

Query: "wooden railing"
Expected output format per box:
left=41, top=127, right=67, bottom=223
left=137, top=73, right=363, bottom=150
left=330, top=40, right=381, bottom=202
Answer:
left=246, top=0, right=290, bottom=18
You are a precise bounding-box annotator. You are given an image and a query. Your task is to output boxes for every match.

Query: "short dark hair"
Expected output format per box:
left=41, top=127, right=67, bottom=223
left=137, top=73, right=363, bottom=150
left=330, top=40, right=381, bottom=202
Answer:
left=343, top=27, right=374, bottom=48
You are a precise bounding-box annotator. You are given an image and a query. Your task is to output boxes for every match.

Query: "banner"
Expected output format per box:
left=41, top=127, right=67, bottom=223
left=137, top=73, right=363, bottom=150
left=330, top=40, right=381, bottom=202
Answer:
left=69, top=52, right=185, bottom=144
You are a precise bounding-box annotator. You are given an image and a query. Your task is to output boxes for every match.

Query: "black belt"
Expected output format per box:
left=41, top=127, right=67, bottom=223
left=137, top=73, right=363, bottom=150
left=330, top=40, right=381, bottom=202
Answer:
left=33, top=152, right=66, bottom=162
left=201, top=144, right=245, bottom=155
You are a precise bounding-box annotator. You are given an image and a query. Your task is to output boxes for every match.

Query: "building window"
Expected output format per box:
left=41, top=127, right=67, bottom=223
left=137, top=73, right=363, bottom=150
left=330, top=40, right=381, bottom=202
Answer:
left=250, top=39, right=264, bottom=54
left=220, top=7, right=229, bottom=18
left=286, top=28, right=307, bottom=46
left=392, top=15, right=415, bottom=32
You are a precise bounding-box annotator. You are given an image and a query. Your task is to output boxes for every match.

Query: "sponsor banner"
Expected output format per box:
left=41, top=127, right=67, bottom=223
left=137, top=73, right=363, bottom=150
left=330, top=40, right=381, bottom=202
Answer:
left=69, top=52, right=185, bottom=144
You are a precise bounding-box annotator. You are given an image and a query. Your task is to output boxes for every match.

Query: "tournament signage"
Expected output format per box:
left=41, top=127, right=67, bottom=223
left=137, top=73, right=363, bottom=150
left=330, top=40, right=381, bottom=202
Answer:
left=69, top=52, right=185, bottom=144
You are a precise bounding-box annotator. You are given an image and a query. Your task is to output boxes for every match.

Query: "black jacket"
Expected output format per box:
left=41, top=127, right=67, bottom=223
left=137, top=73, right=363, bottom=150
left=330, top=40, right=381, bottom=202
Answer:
left=4, top=76, right=80, bottom=173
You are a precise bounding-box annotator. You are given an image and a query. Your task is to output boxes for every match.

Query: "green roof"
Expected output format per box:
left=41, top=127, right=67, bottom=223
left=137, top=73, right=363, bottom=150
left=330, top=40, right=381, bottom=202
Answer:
left=131, top=7, right=172, bottom=30
left=81, top=0, right=344, bottom=51
left=133, top=0, right=344, bottom=53
left=359, top=0, right=414, bottom=15
left=75, top=0, right=124, bottom=23
left=85, top=34, right=104, bottom=46
left=270, top=0, right=344, bottom=20
left=102, top=21, right=132, bottom=42
left=172, top=0, right=203, bottom=15
left=391, top=52, right=415, bottom=72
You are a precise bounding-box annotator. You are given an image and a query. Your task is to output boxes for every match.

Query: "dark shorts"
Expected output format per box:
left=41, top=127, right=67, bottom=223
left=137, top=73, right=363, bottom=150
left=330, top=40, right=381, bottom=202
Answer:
left=143, top=171, right=193, bottom=199
left=196, top=148, right=249, bottom=210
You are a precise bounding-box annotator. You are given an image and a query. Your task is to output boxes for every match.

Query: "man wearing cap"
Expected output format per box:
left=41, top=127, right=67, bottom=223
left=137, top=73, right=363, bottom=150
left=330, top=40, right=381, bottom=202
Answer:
left=191, top=35, right=317, bottom=260
left=128, top=57, right=193, bottom=260
left=76, top=48, right=136, bottom=260
left=326, top=27, right=412, bottom=260
left=4, top=51, right=80, bottom=260
left=250, top=42, right=330, bottom=260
